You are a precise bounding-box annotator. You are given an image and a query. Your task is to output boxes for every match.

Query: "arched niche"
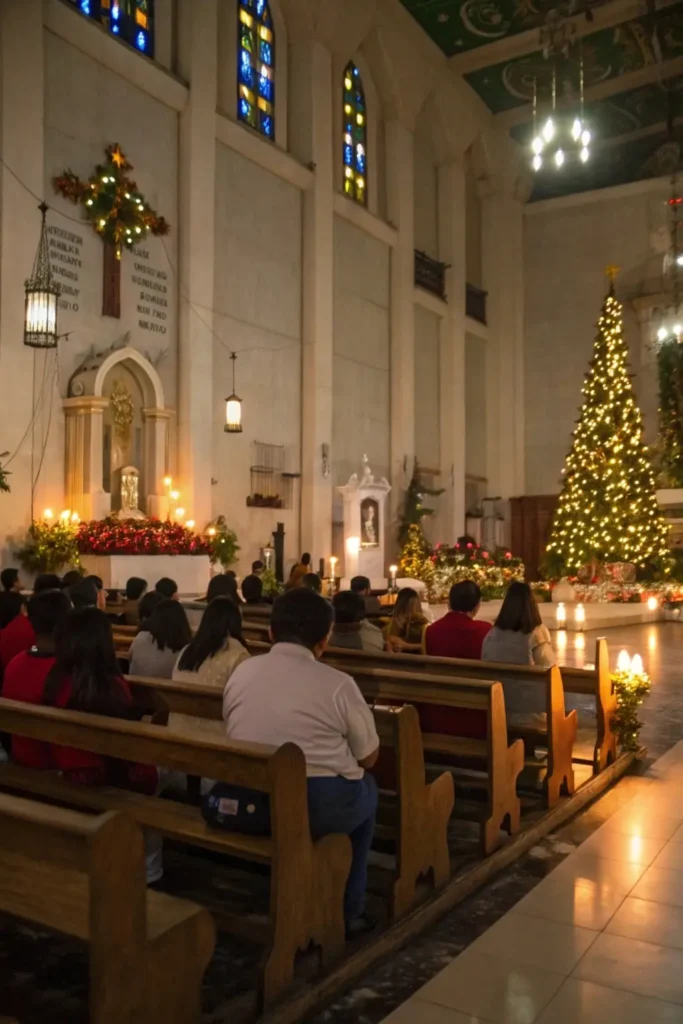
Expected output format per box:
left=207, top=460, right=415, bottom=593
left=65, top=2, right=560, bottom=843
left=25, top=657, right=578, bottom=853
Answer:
left=64, top=345, right=173, bottom=521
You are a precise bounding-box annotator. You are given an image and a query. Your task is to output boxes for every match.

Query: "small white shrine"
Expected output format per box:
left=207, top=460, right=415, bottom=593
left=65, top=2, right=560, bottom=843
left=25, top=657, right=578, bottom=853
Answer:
left=337, top=456, right=391, bottom=588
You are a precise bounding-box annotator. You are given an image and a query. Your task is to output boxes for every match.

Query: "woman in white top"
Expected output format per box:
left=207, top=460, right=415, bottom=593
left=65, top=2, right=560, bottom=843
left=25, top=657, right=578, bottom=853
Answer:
left=128, top=599, right=192, bottom=679
left=172, top=596, right=249, bottom=734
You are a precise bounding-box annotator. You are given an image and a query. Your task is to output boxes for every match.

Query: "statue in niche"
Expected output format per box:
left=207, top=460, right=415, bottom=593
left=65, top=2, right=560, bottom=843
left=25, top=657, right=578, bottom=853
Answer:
left=361, top=497, right=379, bottom=548
left=119, top=466, right=145, bottom=520
left=109, top=377, right=135, bottom=470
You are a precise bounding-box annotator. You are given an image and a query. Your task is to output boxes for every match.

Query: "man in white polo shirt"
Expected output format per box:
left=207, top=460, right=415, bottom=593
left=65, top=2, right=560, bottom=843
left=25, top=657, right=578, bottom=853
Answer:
left=222, top=588, right=380, bottom=937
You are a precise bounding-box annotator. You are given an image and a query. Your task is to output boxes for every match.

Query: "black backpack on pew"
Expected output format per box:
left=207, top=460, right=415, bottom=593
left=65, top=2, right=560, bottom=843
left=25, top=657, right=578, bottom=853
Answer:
left=202, top=782, right=271, bottom=835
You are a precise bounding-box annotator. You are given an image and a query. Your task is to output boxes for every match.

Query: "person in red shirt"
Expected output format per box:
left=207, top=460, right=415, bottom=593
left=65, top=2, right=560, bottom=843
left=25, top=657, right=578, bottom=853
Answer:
left=420, top=581, right=492, bottom=740
left=1, top=589, right=71, bottom=767
left=0, top=593, right=36, bottom=672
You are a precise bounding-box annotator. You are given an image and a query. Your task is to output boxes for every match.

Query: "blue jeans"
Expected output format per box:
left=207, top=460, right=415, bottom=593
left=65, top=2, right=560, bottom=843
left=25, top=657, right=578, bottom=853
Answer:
left=307, top=773, right=378, bottom=924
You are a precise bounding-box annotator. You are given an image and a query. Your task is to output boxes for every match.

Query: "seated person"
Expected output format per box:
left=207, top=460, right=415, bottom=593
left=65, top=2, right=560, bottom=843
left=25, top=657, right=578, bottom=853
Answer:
left=0, top=593, right=35, bottom=671
left=1, top=589, right=71, bottom=767
left=330, top=591, right=384, bottom=653
left=384, top=588, right=428, bottom=653
left=482, top=582, right=555, bottom=668
left=122, top=576, right=147, bottom=625
left=286, top=552, right=311, bottom=590
left=129, top=599, right=192, bottom=679
left=251, top=560, right=264, bottom=576
left=222, top=589, right=379, bottom=937
left=350, top=575, right=382, bottom=616
left=204, top=573, right=242, bottom=605
left=155, top=576, right=179, bottom=601
left=424, top=581, right=492, bottom=660
left=68, top=577, right=100, bottom=611
left=87, top=575, right=107, bottom=612
left=241, top=573, right=269, bottom=607
left=302, top=572, right=322, bottom=594
left=61, top=570, right=82, bottom=590
left=172, top=597, right=249, bottom=734
left=1, top=567, right=22, bottom=594
left=33, top=573, right=63, bottom=593
left=137, top=590, right=162, bottom=633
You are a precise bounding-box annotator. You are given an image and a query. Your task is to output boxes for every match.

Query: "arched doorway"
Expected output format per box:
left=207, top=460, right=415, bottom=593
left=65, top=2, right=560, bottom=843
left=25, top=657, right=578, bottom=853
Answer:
left=64, top=345, right=173, bottom=521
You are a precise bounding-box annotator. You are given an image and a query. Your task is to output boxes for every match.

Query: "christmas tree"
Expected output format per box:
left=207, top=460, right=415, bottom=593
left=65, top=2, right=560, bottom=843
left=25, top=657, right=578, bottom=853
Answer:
left=546, top=274, right=670, bottom=576
left=397, top=460, right=444, bottom=549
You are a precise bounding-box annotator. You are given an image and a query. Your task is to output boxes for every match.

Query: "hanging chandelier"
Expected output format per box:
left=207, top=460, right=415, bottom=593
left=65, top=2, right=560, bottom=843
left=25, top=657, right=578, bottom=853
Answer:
left=224, top=352, right=243, bottom=433
left=529, top=20, right=592, bottom=173
left=656, top=172, right=682, bottom=344
left=24, top=202, right=61, bottom=349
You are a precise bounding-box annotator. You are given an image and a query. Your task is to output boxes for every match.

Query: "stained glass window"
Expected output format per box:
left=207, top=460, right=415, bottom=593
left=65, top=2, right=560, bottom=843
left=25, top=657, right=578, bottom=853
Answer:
left=68, top=0, right=154, bottom=58
left=343, top=62, right=367, bottom=206
left=238, top=0, right=275, bottom=141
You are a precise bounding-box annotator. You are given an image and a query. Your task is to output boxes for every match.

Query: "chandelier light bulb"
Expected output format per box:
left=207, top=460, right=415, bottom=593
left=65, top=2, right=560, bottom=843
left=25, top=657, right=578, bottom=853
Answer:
left=554, top=148, right=565, bottom=168
left=674, top=324, right=682, bottom=337
left=531, top=136, right=544, bottom=155
left=542, top=117, right=555, bottom=143
left=658, top=326, right=669, bottom=342
left=580, top=147, right=590, bottom=163
left=532, top=153, right=543, bottom=172
left=677, top=254, right=683, bottom=266
left=581, top=129, right=591, bottom=147
left=571, top=118, right=582, bottom=141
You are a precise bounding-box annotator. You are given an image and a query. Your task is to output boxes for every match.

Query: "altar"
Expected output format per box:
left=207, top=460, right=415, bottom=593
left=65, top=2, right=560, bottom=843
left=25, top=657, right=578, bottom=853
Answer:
left=80, top=553, right=210, bottom=596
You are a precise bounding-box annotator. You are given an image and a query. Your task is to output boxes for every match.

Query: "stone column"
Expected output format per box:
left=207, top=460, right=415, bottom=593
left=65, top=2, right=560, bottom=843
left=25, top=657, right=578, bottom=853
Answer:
left=386, top=120, right=416, bottom=522
left=481, top=190, right=525, bottom=506
left=143, top=407, right=173, bottom=519
left=63, top=398, right=110, bottom=522
left=438, top=159, right=467, bottom=540
left=0, top=0, right=46, bottom=543
left=177, top=0, right=217, bottom=528
left=290, top=40, right=334, bottom=563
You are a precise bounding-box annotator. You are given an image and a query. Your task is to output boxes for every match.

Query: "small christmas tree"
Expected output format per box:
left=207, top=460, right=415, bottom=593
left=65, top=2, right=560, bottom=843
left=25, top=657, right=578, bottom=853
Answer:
left=398, top=460, right=444, bottom=549
left=546, top=272, right=670, bottom=576
left=399, top=523, right=432, bottom=581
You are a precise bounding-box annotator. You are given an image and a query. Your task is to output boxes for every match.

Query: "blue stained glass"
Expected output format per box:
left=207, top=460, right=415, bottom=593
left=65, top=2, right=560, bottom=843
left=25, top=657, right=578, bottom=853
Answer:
left=357, top=153, right=366, bottom=173
left=112, top=3, right=120, bottom=19
left=262, top=115, right=273, bottom=137
left=353, top=66, right=359, bottom=77
left=239, top=98, right=251, bottom=119
left=260, top=41, right=272, bottom=65
left=344, top=145, right=353, bottom=166
left=241, top=49, right=251, bottom=67
left=80, top=0, right=90, bottom=12
left=259, top=75, right=273, bottom=101
left=241, top=63, right=253, bottom=87
left=256, top=0, right=266, bottom=13
left=136, top=30, right=146, bottom=50
left=343, top=62, right=367, bottom=207
left=112, top=23, right=119, bottom=33
left=238, top=0, right=274, bottom=141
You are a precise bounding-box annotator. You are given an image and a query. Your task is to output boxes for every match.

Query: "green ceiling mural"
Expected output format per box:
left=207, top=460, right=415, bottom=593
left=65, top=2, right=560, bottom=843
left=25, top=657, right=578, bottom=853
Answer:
left=465, top=10, right=683, bottom=115
left=400, top=0, right=610, bottom=56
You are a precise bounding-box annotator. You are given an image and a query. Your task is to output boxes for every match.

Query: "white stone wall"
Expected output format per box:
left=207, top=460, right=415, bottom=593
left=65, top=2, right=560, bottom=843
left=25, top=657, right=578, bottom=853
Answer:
left=465, top=331, right=488, bottom=480
left=524, top=181, right=669, bottom=496
left=413, top=118, right=438, bottom=259
left=414, top=306, right=441, bottom=469
left=212, top=143, right=302, bottom=570
left=332, top=216, right=390, bottom=516
left=466, top=161, right=483, bottom=290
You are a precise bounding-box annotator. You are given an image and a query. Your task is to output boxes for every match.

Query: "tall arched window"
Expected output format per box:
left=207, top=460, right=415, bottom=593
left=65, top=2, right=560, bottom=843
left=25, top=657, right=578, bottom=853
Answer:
left=238, top=0, right=275, bottom=140
left=343, top=62, right=367, bottom=206
left=68, top=0, right=154, bottom=57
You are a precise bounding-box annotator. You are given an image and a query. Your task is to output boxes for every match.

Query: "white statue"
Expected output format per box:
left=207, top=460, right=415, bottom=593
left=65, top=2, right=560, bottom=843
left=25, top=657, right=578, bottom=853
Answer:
left=119, top=466, right=146, bottom=520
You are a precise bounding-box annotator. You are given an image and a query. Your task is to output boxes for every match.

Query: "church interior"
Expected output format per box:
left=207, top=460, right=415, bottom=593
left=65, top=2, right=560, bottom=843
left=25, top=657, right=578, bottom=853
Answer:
left=1, top=0, right=683, bottom=1021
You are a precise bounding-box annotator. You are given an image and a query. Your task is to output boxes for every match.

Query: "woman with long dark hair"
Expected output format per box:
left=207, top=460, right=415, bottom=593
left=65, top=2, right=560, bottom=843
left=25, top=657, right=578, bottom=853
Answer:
left=172, top=596, right=249, bottom=733
left=384, top=587, right=429, bottom=653
left=129, top=599, right=192, bottom=678
left=482, top=581, right=555, bottom=668
left=203, top=573, right=243, bottom=605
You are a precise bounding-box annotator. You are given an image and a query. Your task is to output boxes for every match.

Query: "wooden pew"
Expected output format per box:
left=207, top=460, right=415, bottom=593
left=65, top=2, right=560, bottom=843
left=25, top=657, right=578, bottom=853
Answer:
left=124, top=674, right=455, bottom=918
left=0, top=791, right=214, bottom=1023
left=247, top=637, right=615, bottom=781
left=0, top=699, right=350, bottom=1009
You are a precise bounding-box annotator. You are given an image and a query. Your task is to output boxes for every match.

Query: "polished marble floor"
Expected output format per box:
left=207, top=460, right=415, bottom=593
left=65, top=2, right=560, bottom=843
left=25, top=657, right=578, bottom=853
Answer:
left=314, top=623, right=683, bottom=1024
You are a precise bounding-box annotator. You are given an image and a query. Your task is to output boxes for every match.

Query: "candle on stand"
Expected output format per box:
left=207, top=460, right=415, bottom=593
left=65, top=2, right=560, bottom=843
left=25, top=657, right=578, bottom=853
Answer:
left=631, top=653, right=644, bottom=675
left=43, top=509, right=54, bottom=522
left=186, top=519, right=195, bottom=530
left=555, top=602, right=566, bottom=629
left=175, top=507, right=185, bottom=521
left=616, top=649, right=631, bottom=672
left=575, top=603, right=585, bottom=631
left=389, top=564, right=398, bottom=590
left=329, top=555, right=338, bottom=578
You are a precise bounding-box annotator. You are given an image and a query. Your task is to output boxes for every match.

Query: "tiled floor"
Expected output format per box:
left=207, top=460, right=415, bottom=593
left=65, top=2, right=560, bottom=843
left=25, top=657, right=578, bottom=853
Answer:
left=379, top=741, right=683, bottom=1024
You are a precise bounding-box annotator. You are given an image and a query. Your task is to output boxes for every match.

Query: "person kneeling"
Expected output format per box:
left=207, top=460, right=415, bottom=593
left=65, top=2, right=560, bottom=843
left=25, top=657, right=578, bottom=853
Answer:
left=220, top=588, right=379, bottom=938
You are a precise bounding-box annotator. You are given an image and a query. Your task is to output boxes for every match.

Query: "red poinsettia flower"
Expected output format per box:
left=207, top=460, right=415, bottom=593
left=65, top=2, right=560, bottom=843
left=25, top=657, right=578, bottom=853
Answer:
left=467, top=543, right=473, bottom=549
left=482, top=551, right=489, bottom=559
left=505, top=551, right=512, bottom=559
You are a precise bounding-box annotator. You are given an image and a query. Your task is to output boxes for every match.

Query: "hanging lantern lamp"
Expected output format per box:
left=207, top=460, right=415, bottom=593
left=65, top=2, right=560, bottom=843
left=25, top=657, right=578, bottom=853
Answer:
left=224, top=351, right=243, bottom=433
left=24, top=202, right=60, bottom=349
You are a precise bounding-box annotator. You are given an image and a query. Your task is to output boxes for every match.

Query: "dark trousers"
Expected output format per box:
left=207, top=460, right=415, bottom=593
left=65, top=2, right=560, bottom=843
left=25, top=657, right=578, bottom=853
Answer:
left=306, top=772, right=378, bottom=923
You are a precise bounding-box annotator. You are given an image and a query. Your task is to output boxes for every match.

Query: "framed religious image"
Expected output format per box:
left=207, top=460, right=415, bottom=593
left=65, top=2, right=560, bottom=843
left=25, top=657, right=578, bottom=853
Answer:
left=360, top=497, right=380, bottom=547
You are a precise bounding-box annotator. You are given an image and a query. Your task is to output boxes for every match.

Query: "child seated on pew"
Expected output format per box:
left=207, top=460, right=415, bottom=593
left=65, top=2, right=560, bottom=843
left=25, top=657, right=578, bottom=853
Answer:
left=221, top=588, right=380, bottom=938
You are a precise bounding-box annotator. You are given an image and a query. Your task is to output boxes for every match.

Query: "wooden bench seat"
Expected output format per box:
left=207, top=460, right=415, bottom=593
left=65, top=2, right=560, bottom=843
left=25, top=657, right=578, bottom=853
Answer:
left=0, top=790, right=214, bottom=1023
left=125, top=675, right=454, bottom=919
left=0, top=698, right=350, bottom=1009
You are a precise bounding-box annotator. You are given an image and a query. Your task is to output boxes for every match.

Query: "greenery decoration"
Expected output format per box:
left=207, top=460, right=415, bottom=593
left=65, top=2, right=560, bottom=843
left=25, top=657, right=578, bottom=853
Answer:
left=205, top=515, right=240, bottom=568
left=612, top=661, right=651, bottom=752
left=656, top=339, right=683, bottom=487
left=261, top=567, right=283, bottom=598
left=16, top=520, right=80, bottom=574
left=429, top=541, right=524, bottom=602
left=546, top=281, right=670, bottom=577
left=399, top=523, right=434, bottom=585
left=77, top=518, right=210, bottom=556
left=398, top=460, right=444, bottom=549
left=54, top=143, right=170, bottom=258
left=0, top=452, right=10, bottom=493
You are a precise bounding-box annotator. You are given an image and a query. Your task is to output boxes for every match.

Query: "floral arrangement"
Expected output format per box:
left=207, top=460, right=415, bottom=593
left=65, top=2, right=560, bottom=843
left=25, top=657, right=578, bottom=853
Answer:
left=611, top=654, right=651, bottom=753
left=76, top=517, right=211, bottom=556
left=261, top=567, right=283, bottom=598
left=204, top=515, right=240, bottom=567
left=427, top=541, right=525, bottom=602
left=16, top=520, right=80, bottom=573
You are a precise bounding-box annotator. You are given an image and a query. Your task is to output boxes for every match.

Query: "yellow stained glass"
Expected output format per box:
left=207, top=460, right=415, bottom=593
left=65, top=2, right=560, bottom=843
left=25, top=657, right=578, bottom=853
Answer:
left=345, top=166, right=354, bottom=178
left=258, top=96, right=272, bottom=113
left=240, top=9, right=253, bottom=26
left=344, top=179, right=353, bottom=195
left=357, top=113, right=364, bottom=126
left=259, top=25, right=273, bottom=41
left=135, top=9, right=148, bottom=28
left=344, top=104, right=352, bottom=115
left=240, top=84, right=255, bottom=103
left=345, top=77, right=352, bottom=90
left=345, top=133, right=352, bottom=145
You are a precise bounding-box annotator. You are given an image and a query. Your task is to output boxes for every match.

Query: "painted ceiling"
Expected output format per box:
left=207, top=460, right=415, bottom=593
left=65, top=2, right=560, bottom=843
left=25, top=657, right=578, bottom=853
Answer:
left=400, top=0, right=683, bottom=199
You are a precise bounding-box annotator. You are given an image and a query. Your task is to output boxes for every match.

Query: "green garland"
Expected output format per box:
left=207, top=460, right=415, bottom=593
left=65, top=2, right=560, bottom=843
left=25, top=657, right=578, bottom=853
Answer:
left=611, top=666, right=651, bottom=753
left=16, top=521, right=80, bottom=574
